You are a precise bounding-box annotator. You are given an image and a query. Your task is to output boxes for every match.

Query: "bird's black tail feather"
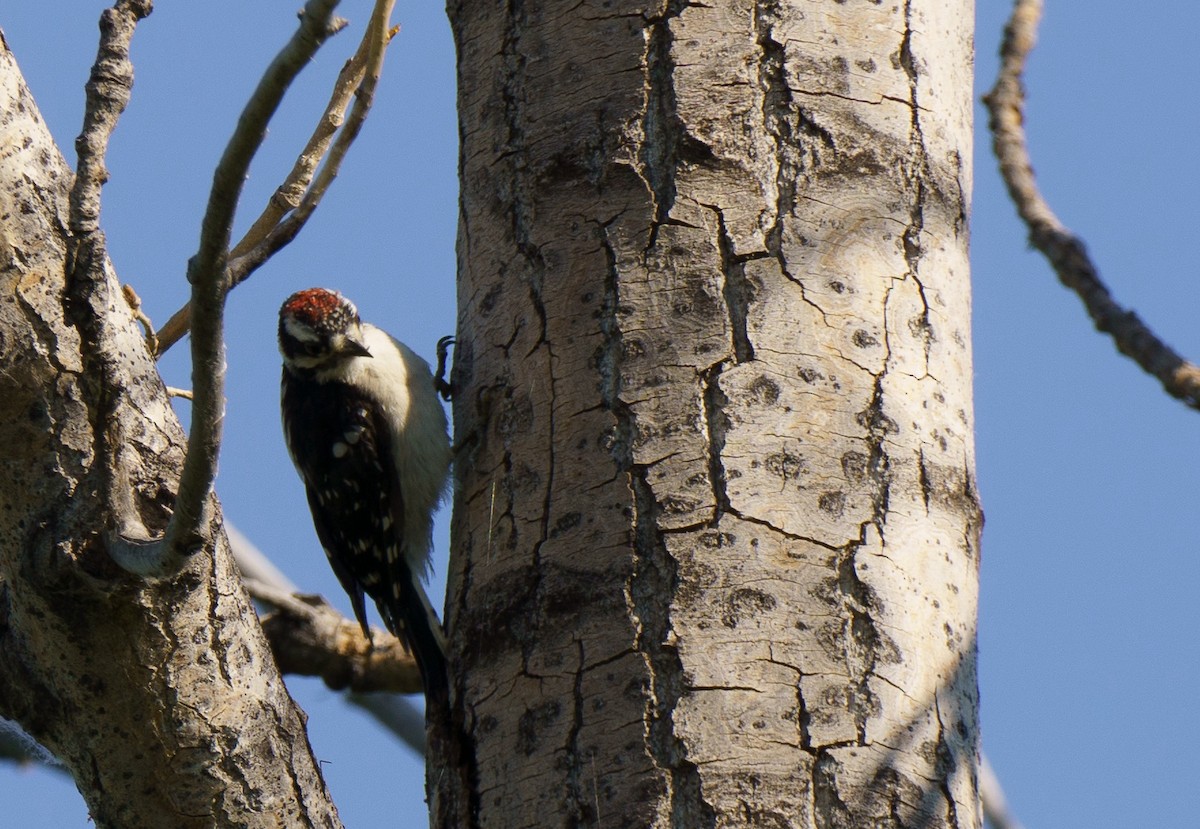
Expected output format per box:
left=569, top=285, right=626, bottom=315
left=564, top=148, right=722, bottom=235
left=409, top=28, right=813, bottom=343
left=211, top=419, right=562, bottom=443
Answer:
left=386, top=574, right=449, bottom=708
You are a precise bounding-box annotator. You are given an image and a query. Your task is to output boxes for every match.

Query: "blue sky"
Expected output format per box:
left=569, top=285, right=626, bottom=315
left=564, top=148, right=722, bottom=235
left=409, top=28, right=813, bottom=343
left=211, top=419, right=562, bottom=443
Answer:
left=2, top=2, right=1198, bottom=827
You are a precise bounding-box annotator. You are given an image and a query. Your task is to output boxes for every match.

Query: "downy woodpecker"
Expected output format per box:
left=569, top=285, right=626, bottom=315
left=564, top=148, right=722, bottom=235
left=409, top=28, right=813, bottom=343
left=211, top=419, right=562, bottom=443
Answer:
left=278, top=287, right=452, bottom=700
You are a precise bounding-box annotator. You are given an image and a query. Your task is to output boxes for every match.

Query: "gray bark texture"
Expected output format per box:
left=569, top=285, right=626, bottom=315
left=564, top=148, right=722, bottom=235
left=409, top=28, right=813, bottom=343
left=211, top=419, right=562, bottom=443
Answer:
left=440, top=0, right=979, bottom=827
left=0, top=32, right=342, bottom=829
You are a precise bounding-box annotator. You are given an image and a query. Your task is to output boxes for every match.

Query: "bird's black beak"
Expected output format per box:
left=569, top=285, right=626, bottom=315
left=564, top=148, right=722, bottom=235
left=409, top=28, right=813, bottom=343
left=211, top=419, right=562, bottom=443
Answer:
left=342, top=335, right=372, bottom=358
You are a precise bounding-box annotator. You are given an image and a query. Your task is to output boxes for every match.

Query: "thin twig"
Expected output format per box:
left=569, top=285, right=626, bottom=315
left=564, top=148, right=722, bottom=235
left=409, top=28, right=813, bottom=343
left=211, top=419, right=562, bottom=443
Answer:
left=122, top=283, right=159, bottom=354
left=230, top=5, right=397, bottom=259
left=154, top=0, right=398, bottom=357
left=983, top=0, right=1200, bottom=408
left=227, top=0, right=395, bottom=284
left=152, top=0, right=344, bottom=573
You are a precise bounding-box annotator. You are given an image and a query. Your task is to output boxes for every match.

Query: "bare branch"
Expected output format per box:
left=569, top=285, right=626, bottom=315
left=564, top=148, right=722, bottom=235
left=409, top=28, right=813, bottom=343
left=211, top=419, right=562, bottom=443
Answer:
left=346, top=692, right=428, bottom=753
left=248, top=579, right=423, bottom=694
left=117, top=0, right=345, bottom=576
left=983, top=0, right=1200, bottom=408
left=980, top=754, right=1026, bottom=829
left=0, top=720, right=63, bottom=773
left=69, top=0, right=153, bottom=235
left=231, top=0, right=398, bottom=260
left=154, top=0, right=398, bottom=357
left=227, top=0, right=396, bottom=284
left=2, top=26, right=345, bottom=822
left=63, top=0, right=166, bottom=568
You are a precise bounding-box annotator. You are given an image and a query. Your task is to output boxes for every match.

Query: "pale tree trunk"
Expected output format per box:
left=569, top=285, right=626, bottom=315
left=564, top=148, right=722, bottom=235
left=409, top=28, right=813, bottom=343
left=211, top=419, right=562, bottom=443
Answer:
left=440, top=0, right=978, bottom=826
left=0, top=34, right=341, bottom=829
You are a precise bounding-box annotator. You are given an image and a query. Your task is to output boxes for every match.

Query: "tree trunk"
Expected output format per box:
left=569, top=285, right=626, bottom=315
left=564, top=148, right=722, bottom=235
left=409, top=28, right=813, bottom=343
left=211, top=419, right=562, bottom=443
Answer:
left=441, top=0, right=979, bottom=826
left=0, top=33, right=341, bottom=829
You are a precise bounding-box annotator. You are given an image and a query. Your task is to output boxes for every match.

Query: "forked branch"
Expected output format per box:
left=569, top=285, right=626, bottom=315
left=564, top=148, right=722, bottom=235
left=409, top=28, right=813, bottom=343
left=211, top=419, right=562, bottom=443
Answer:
left=153, top=0, right=399, bottom=357
left=983, top=0, right=1200, bottom=409
left=111, top=0, right=347, bottom=574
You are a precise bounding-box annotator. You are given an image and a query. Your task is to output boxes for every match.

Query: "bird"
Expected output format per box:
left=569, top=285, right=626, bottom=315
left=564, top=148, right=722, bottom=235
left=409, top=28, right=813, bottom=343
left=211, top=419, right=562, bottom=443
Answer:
left=277, top=287, right=452, bottom=701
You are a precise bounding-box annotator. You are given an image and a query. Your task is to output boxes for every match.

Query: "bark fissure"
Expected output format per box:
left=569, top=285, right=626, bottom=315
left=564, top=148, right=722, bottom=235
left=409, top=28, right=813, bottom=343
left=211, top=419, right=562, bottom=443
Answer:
left=639, top=0, right=689, bottom=250
left=602, top=216, right=715, bottom=826
left=767, top=647, right=814, bottom=750
left=933, top=696, right=962, bottom=828
left=754, top=0, right=794, bottom=257
left=62, top=240, right=123, bottom=524
left=821, top=363, right=895, bottom=754
left=813, top=751, right=852, bottom=829
left=856, top=374, right=896, bottom=538
left=500, top=0, right=547, bottom=319
left=709, top=206, right=756, bottom=363
left=627, top=465, right=717, bottom=829
left=754, top=0, right=803, bottom=255
left=597, top=223, right=624, bottom=410
left=562, top=638, right=591, bottom=827
left=753, top=1, right=831, bottom=325
left=838, top=545, right=881, bottom=746
left=899, top=0, right=938, bottom=379
left=526, top=349, right=557, bottom=672
left=500, top=0, right=560, bottom=678
left=699, top=359, right=732, bottom=530
left=918, top=447, right=933, bottom=512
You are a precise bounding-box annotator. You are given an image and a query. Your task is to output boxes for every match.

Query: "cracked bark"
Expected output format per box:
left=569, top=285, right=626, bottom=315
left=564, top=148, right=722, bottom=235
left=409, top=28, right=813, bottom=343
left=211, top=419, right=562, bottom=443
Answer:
left=442, top=0, right=978, bottom=826
left=0, top=33, right=341, bottom=829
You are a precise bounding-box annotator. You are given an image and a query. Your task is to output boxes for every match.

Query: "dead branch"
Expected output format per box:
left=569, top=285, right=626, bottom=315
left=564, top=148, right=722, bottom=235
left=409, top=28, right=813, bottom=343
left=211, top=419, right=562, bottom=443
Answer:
left=247, top=578, right=422, bottom=694
left=980, top=753, right=1026, bottom=829
left=111, top=0, right=345, bottom=575
left=983, top=0, right=1200, bottom=408
left=64, top=0, right=167, bottom=569
left=154, top=0, right=398, bottom=357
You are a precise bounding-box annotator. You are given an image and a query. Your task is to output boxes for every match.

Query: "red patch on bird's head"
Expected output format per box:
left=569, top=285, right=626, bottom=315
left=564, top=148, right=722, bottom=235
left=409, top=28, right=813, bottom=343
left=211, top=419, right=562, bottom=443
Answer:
left=278, top=289, right=363, bottom=364
left=281, top=288, right=352, bottom=327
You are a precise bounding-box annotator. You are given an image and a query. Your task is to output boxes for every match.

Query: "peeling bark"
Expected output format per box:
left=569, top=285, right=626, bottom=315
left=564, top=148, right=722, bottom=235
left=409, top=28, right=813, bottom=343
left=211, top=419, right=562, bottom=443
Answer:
left=443, top=0, right=979, bottom=826
left=0, top=33, right=341, bottom=829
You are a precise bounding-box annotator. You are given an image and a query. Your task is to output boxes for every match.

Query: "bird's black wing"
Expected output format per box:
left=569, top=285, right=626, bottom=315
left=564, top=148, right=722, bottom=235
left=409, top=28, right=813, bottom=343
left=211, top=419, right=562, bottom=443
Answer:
left=282, top=371, right=404, bottom=635
left=282, top=370, right=446, bottom=700
left=360, top=401, right=449, bottom=703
